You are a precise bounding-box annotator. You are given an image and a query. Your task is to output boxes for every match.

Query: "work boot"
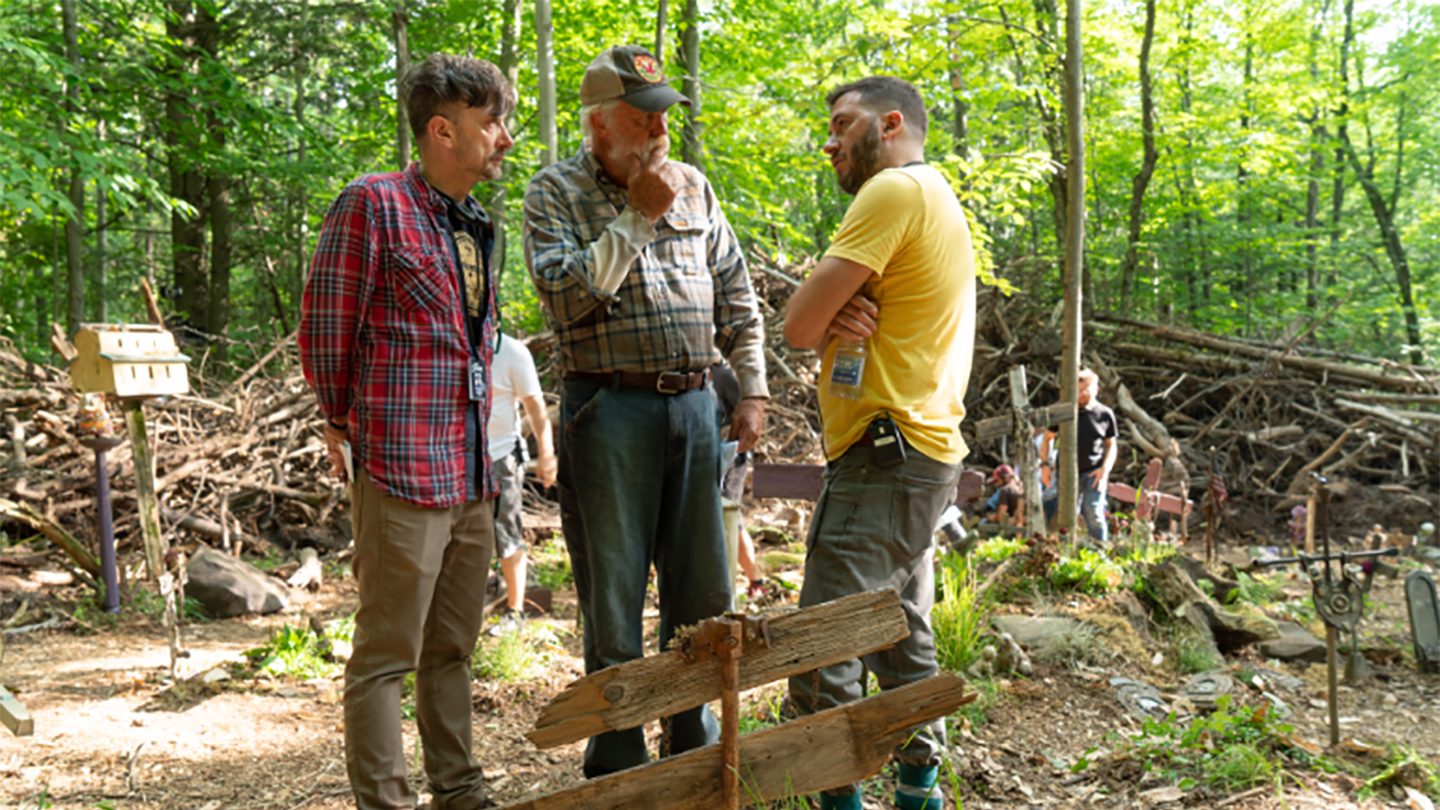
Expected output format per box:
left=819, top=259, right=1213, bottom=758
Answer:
left=894, top=763, right=942, bottom=810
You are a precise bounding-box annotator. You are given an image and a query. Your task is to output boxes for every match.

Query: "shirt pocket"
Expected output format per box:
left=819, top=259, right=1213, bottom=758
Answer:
left=653, top=213, right=709, bottom=275
left=387, top=246, right=455, bottom=314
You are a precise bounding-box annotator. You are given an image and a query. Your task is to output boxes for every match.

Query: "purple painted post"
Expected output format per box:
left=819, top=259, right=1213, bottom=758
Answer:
left=85, top=436, right=124, bottom=613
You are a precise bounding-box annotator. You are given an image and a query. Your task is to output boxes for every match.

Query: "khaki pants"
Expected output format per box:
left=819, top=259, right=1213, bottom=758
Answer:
left=345, top=471, right=495, bottom=810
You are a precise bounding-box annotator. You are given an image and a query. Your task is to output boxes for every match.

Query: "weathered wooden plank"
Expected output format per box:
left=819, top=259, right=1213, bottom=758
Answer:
left=972, top=401, right=1075, bottom=443
left=503, top=673, right=972, bottom=810
left=0, top=684, right=33, bottom=736
left=1107, top=481, right=1190, bottom=516
left=528, top=589, right=910, bottom=749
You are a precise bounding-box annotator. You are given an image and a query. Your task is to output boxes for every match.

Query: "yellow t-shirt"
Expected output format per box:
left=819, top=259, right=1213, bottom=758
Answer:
left=819, top=164, right=976, bottom=464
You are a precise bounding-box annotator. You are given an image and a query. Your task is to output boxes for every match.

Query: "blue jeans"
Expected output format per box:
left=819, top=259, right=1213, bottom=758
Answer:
left=1078, top=471, right=1108, bottom=543
left=787, top=436, right=960, bottom=785
left=557, top=379, right=731, bottom=777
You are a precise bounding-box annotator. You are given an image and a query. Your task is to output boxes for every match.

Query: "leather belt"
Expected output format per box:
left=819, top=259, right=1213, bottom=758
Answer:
left=566, top=369, right=710, bottom=395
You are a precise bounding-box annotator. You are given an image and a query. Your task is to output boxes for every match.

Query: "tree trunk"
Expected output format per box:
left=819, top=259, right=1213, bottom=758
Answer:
left=1236, top=25, right=1255, bottom=334
left=1057, top=0, right=1085, bottom=531
left=207, top=167, right=232, bottom=358
left=535, top=0, right=557, bottom=166
left=96, top=121, right=107, bottom=323
left=1328, top=0, right=1352, bottom=295
left=1331, top=0, right=1420, bottom=363
left=165, top=0, right=208, bottom=336
left=198, top=7, right=228, bottom=354
left=63, top=0, right=84, bottom=337
left=1176, top=0, right=1203, bottom=313
left=1037, top=0, right=1068, bottom=262
left=393, top=1, right=411, bottom=170
left=489, top=0, right=523, bottom=276
left=1303, top=0, right=1332, bottom=313
left=680, top=0, right=703, bottom=173
left=290, top=0, right=310, bottom=317
left=654, top=0, right=668, bottom=65
left=1117, top=0, right=1157, bottom=311
left=1339, top=131, right=1423, bottom=365
left=948, top=16, right=970, bottom=186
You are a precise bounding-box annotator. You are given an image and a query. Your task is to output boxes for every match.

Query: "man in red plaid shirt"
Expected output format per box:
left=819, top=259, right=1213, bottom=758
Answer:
left=299, top=54, right=513, bottom=810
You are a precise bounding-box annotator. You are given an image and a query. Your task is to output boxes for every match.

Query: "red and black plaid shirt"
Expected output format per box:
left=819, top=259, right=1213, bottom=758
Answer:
left=300, top=163, right=497, bottom=508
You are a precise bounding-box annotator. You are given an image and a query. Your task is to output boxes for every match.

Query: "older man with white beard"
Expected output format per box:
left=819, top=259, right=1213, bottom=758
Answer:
left=522, top=45, right=767, bottom=778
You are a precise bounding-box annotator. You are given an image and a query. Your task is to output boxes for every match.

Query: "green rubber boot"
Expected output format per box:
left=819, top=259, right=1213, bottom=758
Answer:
left=894, top=763, right=942, bottom=810
left=817, top=788, right=863, bottom=810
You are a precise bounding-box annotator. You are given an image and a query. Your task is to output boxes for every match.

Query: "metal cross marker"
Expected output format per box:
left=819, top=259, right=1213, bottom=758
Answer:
left=1251, top=473, right=1398, bottom=746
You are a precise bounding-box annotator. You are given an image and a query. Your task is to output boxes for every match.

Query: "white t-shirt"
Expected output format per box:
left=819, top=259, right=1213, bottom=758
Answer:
left=487, top=335, right=543, bottom=461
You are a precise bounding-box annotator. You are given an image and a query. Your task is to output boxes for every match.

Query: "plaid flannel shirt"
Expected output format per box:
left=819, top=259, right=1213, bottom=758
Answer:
left=523, top=149, right=768, bottom=399
left=299, top=163, right=497, bottom=508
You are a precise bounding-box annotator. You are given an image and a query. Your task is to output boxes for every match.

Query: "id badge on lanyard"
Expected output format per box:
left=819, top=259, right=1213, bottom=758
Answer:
left=468, top=358, right=485, bottom=401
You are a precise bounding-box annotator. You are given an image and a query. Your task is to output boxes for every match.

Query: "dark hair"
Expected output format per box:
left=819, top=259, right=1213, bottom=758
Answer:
left=825, top=76, right=927, bottom=139
left=402, top=54, right=515, bottom=139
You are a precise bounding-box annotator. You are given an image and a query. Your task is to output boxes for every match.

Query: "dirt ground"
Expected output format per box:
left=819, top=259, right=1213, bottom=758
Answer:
left=3, top=525, right=1439, bottom=810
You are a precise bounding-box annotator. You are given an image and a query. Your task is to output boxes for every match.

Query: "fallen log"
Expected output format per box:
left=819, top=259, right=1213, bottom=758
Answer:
left=0, top=497, right=100, bottom=577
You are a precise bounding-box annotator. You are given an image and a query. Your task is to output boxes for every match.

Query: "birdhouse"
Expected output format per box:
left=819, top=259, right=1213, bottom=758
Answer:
left=69, top=324, right=191, bottom=398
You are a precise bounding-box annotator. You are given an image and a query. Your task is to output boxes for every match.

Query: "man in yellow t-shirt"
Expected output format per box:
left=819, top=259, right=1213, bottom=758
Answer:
left=782, top=76, right=976, bottom=810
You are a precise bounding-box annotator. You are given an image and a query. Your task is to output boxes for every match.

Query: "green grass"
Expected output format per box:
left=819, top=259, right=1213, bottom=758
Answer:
left=737, top=690, right=788, bottom=735
left=1203, top=742, right=1276, bottom=790
left=951, top=677, right=1001, bottom=730
left=1049, top=547, right=1126, bottom=595
left=933, top=551, right=993, bottom=674
left=241, top=616, right=353, bottom=681
left=1226, top=572, right=1286, bottom=607
left=1360, top=745, right=1440, bottom=800
left=472, top=630, right=539, bottom=681
left=972, top=536, right=1027, bottom=564
left=243, top=623, right=340, bottom=680
left=471, top=619, right=569, bottom=682
left=1173, top=631, right=1223, bottom=674
left=1032, top=621, right=1103, bottom=668
left=1074, top=694, right=1317, bottom=793
left=530, top=534, right=574, bottom=590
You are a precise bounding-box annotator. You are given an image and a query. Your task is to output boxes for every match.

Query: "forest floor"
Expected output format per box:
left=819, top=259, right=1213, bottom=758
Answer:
left=3, top=499, right=1440, bottom=810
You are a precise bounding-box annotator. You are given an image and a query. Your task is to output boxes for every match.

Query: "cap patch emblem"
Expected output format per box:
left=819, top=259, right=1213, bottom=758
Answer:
left=633, top=54, right=663, bottom=83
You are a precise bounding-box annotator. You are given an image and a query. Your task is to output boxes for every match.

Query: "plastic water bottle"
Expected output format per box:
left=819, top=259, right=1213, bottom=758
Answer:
left=828, top=339, right=866, bottom=400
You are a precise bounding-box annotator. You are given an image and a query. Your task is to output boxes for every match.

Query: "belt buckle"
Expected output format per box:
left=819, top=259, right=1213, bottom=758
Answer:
left=655, top=372, right=683, bottom=394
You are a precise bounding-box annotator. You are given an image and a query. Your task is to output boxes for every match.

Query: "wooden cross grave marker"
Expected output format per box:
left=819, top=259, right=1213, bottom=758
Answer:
left=503, top=589, right=973, bottom=809
left=968, top=365, right=1075, bottom=537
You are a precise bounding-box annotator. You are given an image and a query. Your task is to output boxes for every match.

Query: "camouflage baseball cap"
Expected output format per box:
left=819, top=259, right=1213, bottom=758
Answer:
left=580, top=45, right=689, bottom=112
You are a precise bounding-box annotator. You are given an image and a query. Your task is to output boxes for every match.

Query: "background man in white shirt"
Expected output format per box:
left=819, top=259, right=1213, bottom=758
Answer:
left=487, top=334, right=556, bottom=634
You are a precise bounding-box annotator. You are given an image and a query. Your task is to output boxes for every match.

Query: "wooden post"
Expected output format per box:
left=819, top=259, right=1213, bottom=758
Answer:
left=123, top=399, right=165, bottom=580
left=972, top=378, right=1073, bottom=537
left=1304, top=494, right=1316, bottom=555
left=718, top=618, right=742, bottom=810
left=1008, top=366, right=1044, bottom=537
left=123, top=398, right=184, bottom=677
left=0, top=685, right=33, bottom=736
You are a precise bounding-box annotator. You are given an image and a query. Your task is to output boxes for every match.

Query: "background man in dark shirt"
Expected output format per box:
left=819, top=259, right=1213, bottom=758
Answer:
left=1075, top=368, right=1119, bottom=543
